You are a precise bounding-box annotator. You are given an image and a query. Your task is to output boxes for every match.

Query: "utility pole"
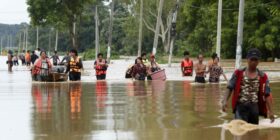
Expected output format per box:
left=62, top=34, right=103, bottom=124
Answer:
left=6, top=35, right=9, bottom=48
left=23, top=30, right=26, bottom=52
left=216, top=0, right=222, bottom=58
left=0, top=37, right=2, bottom=55
left=55, top=30, right=58, bottom=51
left=137, top=0, right=143, bottom=56
left=18, top=32, right=21, bottom=53
left=36, top=26, right=39, bottom=49
left=235, top=0, right=245, bottom=69
left=48, top=29, right=52, bottom=56
left=10, top=35, right=13, bottom=49
left=168, top=0, right=180, bottom=67
left=152, top=0, right=164, bottom=55
left=107, top=0, right=114, bottom=62
left=25, top=27, right=28, bottom=51
left=72, top=14, right=77, bottom=49
left=95, top=6, right=100, bottom=60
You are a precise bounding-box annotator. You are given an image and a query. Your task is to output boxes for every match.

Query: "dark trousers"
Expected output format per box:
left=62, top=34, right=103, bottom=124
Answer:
left=195, top=76, right=206, bottom=83
left=21, top=59, right=25, bottom=65
left=13, top=60, right=19, bottom=66
left=96, top=74, right=106, bottom=80
left=69, top=72, right=81, bottom=81
left=235, top=102, right=259, bottom=124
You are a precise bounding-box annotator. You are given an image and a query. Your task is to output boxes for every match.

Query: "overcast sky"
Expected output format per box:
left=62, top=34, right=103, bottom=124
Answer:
left=0, top=0, right=29, bottom=24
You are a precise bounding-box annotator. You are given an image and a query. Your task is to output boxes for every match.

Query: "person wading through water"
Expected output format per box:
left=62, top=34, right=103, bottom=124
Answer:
left=65, top=49, right=83, bottom=81
left=141, top=53, right=150, bottom=67
left=147, top=54, right=161, bottom=80
left=12, top=52, right=19, bottom=66
left=25, top=50, right=31, bottom=67
left=208, top=52, right=218, bottom=68
left=94, top=53, right=108, bottom=80
left=194, top=54, right=206, bottom=83
left=7, top=50, right=13, bottom=72
left=32, top=51, right=52, bottom=81
left=132, top=57, right=147, bottom=81
left=50, top=51, right=60, bottom=66
left=181, top=51, right=193, bottom=76
left=60, top=52, right=70, bottom=65
left=222, top=48, right=275, bottom=124
left=208, top=56, right=228, bottom=83
left=31, top=51, right=39, bottom=65
left=19, top=50, right=26, bottom=66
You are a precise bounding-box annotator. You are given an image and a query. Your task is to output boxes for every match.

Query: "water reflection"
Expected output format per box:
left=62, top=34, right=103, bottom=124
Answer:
left=69, top=83, right=81, bottom=119
left=95, top=81, right=107, bottom=108
left=29, top=81, right=280, bottom=140
left=32, top=83, right=92, bottom=140
left=32, top=84, right=53, bottom=118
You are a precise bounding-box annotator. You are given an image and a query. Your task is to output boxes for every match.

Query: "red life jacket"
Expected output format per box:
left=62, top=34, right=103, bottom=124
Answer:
left=95, top=59, right=107, bottom=75
left=231, top=68, right=272, bottom=117
left=32, top=58, right=52, bottom=75
left=182, top=60, right=193, bottom=75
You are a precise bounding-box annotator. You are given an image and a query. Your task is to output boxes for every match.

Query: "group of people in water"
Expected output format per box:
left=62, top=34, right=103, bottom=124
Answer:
left=7, top=48, right=83, bottom=81
left=125, top=53, right=161, bottom=80
left=5, top=47, right=277, bottom=125
left=6, top=45, right=230, bottom=83
left=181, top=51, right=228, bottom=83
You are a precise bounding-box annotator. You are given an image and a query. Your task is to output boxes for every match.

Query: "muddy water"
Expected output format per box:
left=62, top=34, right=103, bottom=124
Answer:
left=0, top=57, right=280, bottom=140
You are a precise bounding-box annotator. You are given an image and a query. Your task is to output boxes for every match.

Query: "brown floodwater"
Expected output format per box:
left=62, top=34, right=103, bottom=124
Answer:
left=0, top=56, right=279, bottom=140
left=1, top=78, right=279, bottom=140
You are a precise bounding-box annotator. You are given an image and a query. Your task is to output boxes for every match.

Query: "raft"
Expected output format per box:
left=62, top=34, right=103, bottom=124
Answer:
left=48, top=72, right=68, bottom=82
left=32, top=66, right=68, bottom=82
left=150, top=69, right=166, bottom=80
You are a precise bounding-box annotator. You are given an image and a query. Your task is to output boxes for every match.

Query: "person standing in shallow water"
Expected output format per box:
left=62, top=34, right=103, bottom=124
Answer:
left=147, top=54, right=161, bottom=80
left=32, top=51, right=52, bottom=81
left=222, top=48, right=275, bottom=124
left=19, top=50, right=26, bottom=66
left=208, top=56, right=227, bottom=83
left=50, top=51, right=60, bottom=66
left=25, top=50, right=31, bottom=67
left=208, top=52, right=218, bottom=68
left=31, top=51, right=39, bottom=65
left=94, top=53, right=108, bottom=80
left=60, top=52, right=70, bottom=65
left=12, top=52, right=19, bottom=66
left=141, top=53, right=150, bottom=67
left=132, top=57, right=147, bottom=81
left=65, top=49, right=83, bottom=81
left=194, top=54, right=206, bottom=83
left=7, top=50, right=13, bottom=72
left=181, top=51, right=193, bottom=76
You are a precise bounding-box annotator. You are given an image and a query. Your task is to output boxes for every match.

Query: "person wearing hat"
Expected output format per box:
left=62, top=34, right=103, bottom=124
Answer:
left=147, top=54, right=161, bottom=80
left=222, top=48, right=275, bottom=124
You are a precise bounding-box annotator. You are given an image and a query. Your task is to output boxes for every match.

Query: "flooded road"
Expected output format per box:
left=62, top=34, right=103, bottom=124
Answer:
left=0, top=57, right=279, bottom=140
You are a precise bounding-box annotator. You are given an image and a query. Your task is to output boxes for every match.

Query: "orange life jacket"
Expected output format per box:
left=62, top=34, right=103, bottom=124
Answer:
left=32, top=58, right=52, bottom=75
left=25, top=53, right=31, bottom=62
left=95, top=59, right=107, bottom=75
left=182, top=59, right=193, bottom=75
left=69, top=57, right=82, bottom=73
